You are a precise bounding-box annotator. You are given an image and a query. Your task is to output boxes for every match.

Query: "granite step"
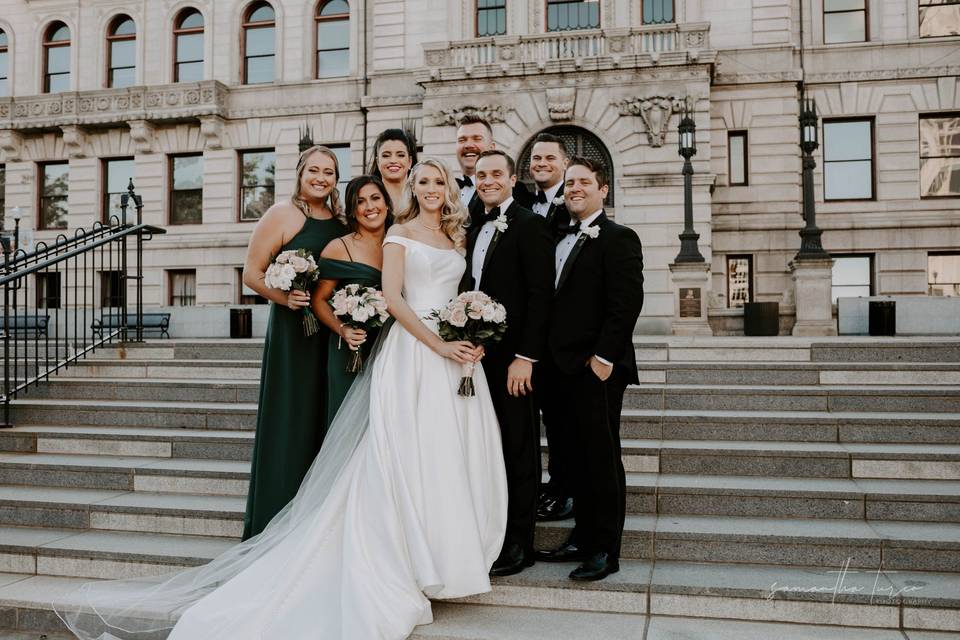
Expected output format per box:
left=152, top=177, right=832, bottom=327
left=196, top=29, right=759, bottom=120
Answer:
left=639, top=362, right=960, bottom=387
left=55, top=358, right=261, bottom=380
left=0, top=559, right=958, bottom=634
left=534, top=515, right=960, bottom=571
left=9, top=399, right=256, bottom=431
left=21, top=378, right=260, bottom=404
left=92, top=341, right=265, bottom=362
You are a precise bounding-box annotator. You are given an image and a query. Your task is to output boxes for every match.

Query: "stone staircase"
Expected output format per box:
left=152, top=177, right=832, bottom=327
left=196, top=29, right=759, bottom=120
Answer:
left=0, top=338, right=958, bottom=639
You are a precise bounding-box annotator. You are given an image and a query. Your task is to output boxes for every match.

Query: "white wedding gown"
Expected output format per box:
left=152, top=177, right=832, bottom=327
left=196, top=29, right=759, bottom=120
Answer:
left=57, top=236, right=508, bottom=640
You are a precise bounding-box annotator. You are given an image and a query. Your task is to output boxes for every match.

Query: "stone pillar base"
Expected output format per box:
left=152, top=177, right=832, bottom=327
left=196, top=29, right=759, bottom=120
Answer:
left=790, top=257, right=837, bottom=337
left=668, top=262, right=713, bottom=336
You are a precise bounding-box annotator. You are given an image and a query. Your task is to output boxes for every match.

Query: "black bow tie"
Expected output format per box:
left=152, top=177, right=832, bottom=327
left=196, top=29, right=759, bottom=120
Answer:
left=534, top=190, right=548, bottom=205
left=456, top=176, right=473, bottom=189
left=482, top=206, right=501, bottom=223
left=561, top=222, right=581, bottom=235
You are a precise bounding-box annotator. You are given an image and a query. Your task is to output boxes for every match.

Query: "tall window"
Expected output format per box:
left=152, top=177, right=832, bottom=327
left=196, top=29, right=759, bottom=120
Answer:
left=823, top=0, right=868, bottom=43
left=328, top=144, right=352, bottom=192
left=0, top=28, right=9, bottom=97
left=174, top=8, right=204, bottom=82
left=642, top=0, right=674, bottom=24
left=39, top=162, right=69, bottom=230
left=728, top=131, right=748, bottom=186
left=36, top=273, right=62, bottom=309
left=929, top=253, right=960, bottom=297
left=100, top=270, right=123, bottom=308
left=43, top=22, right=71, bottom=93
left=316, top=0, right=349, bottom=78
left=168, top=269, right=197, bottom=306
left=103, top=158, right=135, bottom=222
left=169, top=154, right=203, bottom=225
left=920, top=114, right=960, bottom=198
left=477, top=0, right=507, bottom=36
left=106, top=15, right=136, bottom=88
left=242, top=2, right=275, bottom=84
left=0, top=165, right=5, bottom=225
left=831, top=255, right=873, bottom=303
left=726, top=255, right=753, bottom=308
left=920, top=0, right=960, bottom=38
left=546, top=0, right=600, bottom=31
left=240, top=150, right=276, bottom=221
left=823, top=118, right=874, bottom=200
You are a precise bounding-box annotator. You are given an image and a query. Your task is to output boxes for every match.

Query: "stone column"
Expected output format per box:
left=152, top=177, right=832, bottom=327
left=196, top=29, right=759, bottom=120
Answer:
left=790, top=257, right=837, bottom=336
left=668, top=261, right=713, bottom=336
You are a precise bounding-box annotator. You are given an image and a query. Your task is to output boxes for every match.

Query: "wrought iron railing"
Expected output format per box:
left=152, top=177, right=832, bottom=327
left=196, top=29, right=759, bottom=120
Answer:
left=0, top=183, right=165, bottom=427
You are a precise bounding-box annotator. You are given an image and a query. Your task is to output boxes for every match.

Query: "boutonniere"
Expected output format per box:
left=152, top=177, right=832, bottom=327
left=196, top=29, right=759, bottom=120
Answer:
left=582, top=225, right=600, bottom=239
left=552, top=196, right=565, bottom=207
left=492, top=212, right=509, bottom=233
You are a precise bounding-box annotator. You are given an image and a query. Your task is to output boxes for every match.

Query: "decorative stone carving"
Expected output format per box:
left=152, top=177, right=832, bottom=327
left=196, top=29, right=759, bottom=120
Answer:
left=200, top=115, right=225, bottom=150
left=615, top=95, right=683, bottom=147
left=546, top=87, right=576, bottom=122
left=0, top=129, right=23, bottom=161
left=127, top=119, right=156, bottom=154
left=428, top=105, right=507, bottom=127
left=60, top=125, right=89, bottom=159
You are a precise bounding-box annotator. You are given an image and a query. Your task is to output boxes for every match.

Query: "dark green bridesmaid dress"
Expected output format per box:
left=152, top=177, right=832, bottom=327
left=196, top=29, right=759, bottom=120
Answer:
left=242, top=216, right=346, bottom=540
left=320, top=254, right=382, bottom=429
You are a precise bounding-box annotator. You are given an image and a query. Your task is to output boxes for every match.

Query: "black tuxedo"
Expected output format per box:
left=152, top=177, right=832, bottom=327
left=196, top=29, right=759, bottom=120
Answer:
left=464, top=200, right=555, bottom=553
left=540, top=211, right=644, bottom=562
left=467, top=182, right=533, bottom=233
left=533, top=183, right=572, bottom=235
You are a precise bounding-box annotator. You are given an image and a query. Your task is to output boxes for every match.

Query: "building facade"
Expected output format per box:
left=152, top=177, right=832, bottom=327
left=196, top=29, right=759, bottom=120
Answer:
left=0, top=0, right=957, bottom=335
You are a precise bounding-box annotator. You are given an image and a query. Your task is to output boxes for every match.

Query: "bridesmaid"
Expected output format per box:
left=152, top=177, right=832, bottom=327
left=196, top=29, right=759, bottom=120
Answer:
left=240, top=145, right=347, bottom=540
left=368, top=128, right=416, bottom=211
left=312, top=175, right=391, bottom=430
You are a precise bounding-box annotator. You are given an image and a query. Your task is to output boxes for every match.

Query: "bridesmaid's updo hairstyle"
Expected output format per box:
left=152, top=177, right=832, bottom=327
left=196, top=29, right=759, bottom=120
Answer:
left=394, top=158, right=469, bottom=250
left=292, top=145, right=346, bottom=225
left=368, top=129, right=418, bottom=179
left=343, top=175, right=393, bottom=235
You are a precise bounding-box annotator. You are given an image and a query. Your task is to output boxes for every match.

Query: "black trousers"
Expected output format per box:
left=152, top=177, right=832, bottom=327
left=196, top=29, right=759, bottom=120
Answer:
left=540, top=358, right=627, bottom=559
left=482, top=353, right=542, bottom=552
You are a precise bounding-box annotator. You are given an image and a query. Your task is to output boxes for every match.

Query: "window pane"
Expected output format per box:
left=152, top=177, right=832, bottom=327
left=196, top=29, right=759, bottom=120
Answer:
left=248, top=5, right=275, bottom=22
left=169, top=271, right=197, bottom=306
left=111, top=40, right=135, bottom=68
left=320, top=0, right=350, bottom=15
left=170, top=190, right=202, bottom=224
left=242, top=186, right=274, bottom=221
left=643, top=0, right=674, bottom=24
left=729, top=133, right=746, bottom=185
left=112, top=18, right=136, bottom=36
left=241, top=152, right=275, bottom=187
left=824, top=11, right=866, bottom=43
left=330, top=146, right=351, bottom=191
left=245, top=26, right=275, bottom=57
left=0, top=50, right=8, bottom=79
left=317, top=20, right=349, bottom=49
left=49, top=25, right=70, bottom=42
left=47, top=72, right=70, bottom=92
left=919, top=116, right=960, bottom=159
left=824, top=160, right=872, bottom=199
left=179, top=10, right=204, bottom=29
left=111, top=67, right=135, bottom=88
left=173, top=156, right=203, bottom=189
left=41, top=197, right=68, bottom=229
left=245, top=55, right=274, bottom=83
left=177, top=61, right=204, bottom=82
left=727, top=256, right=752, bottom=307
left=920, top=157, right=960, bottom=197
left=929, top=254, right=960, bottom=297
left=177, top=33, right=203, bottom=62
left=920, top=5, right=960, bottom=37
left=106, top=159, right=135, bottom=194
left=43, top=164, right=69, bottom=196
left=0, top=79, right=7, bottom=97
left=832, top=256, right=871, bottom=286
left=47, top=46, right=70, bottom=74
left=0, top=29, right=7, bottom=47
left=825, top=0, right=865, bottom=10
left=105, top=192, right=125, bottom=221
left=824, top=120, right=871, bottom=161
left=317, top=49, right=349, bottom=78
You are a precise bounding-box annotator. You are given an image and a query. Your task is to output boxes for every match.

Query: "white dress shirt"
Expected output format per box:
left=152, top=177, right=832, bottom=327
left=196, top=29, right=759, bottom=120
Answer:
left=471, top=196, right=513, bottom=291
left=532, top=181, right=563, bottom=219
left=458, top=175, right=476, bottom=208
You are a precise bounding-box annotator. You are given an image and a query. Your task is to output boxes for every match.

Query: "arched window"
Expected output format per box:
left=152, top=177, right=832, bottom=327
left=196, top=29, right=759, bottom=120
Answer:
left=0, top=29, right=9, bottom=97
left=315, top=0, right=349, bottom=78
left=43, top=21, right=71, bottom=93
left=107, top=15, right=136, bottom=88
left=242, top=2, right=275, bottom=84
left=518, top=125, right=615, bottom=207
left=174, top=8, right=204, bottom=82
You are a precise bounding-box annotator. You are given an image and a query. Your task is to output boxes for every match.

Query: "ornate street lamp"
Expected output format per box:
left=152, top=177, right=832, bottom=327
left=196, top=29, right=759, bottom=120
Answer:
left=298, top=122, right=315, bottom=153
left=10, top=206, right=22, bottom=254
left=675, top=99, right=704, bottom=263
left=796, top=96, right=829, bottom=260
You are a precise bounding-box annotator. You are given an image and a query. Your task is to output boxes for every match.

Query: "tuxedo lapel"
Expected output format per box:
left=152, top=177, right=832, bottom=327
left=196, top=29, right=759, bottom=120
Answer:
left=477, top=202, right=516, bottom=289
left=555, top=212, right=607, bottom=292
left=544, top=183, right=565, bottom=225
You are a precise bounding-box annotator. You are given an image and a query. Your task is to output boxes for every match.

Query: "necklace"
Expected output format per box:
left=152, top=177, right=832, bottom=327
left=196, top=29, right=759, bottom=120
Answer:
left=417, top=217, right=442, bottom=231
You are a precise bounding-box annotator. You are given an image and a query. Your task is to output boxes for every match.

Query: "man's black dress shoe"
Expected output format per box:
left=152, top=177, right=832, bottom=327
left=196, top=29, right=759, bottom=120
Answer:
left=536, top=496, right=574, bottom=521
left=570, top=552, right=619, bottom=581
left=535, top=540, right=586, bottom=563
left=489, top=543, right=535, bottom=577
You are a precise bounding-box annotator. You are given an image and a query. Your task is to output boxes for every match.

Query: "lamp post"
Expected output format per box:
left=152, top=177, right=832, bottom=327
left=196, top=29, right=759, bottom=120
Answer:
left=796, top=96, right=829, bottom=260
left=298, top=122, right=315, bottom=153
left=10, top=207, right=22, bottom=254
left=675, top=99, right=704, bottom=263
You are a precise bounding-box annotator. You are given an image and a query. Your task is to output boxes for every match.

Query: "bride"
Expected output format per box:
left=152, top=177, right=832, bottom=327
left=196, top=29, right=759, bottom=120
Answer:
left=55, top=159, right=509, bottom=640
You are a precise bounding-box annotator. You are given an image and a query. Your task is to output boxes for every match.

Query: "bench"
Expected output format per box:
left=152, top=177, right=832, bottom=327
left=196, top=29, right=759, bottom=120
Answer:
left=91, top=313, right=171, bottom=339
left=0, top=314, right=50, bottom=338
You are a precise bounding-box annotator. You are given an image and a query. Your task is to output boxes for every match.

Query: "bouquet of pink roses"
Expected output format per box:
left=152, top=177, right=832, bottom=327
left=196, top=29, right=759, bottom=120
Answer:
left=429, top=291, right=507, bottom=396
left=330, top=284, right=390, bottom=373
left=264, top=248, right=322, bottom=336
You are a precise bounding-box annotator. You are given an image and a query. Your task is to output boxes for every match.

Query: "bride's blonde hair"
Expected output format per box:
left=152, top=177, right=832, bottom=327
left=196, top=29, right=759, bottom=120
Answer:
left=393, top=158, right=469, bottom=249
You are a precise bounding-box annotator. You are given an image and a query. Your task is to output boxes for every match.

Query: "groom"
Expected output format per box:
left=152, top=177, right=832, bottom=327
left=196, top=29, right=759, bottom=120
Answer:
left=536, top=156, right=644, bottom=581
left=464, top=150, right=555, bottom=576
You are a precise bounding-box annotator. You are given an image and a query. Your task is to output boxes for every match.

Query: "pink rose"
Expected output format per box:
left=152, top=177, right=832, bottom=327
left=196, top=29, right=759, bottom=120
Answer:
left=449, top=307, right=468, bottom=327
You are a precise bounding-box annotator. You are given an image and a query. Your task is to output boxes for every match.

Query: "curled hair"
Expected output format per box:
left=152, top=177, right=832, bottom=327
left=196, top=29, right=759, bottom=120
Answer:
left=368, top=129, right=417, bottom=179
left=291, top=145, right=346, bottom=225
left=394, top=158, right=469, bottom=249
left=343, top=175, right=393, bottom=235
left=567, top=155, right=610, bottom=189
